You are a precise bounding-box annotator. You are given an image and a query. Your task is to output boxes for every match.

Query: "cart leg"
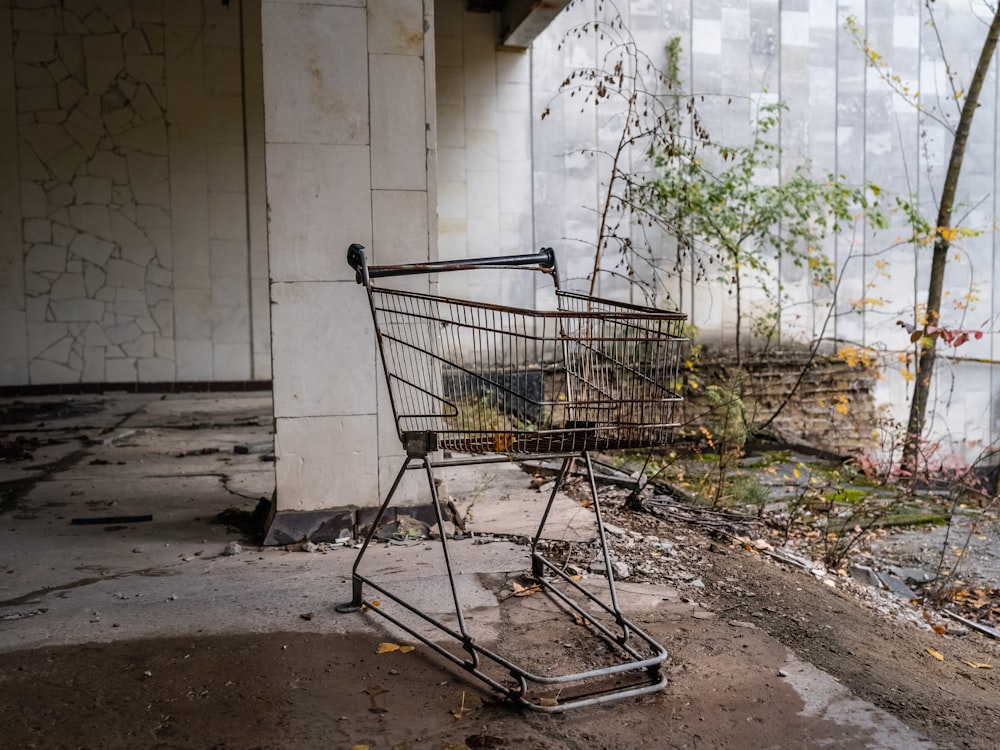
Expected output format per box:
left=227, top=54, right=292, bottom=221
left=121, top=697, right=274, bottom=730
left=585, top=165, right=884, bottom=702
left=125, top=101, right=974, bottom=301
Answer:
left=424, top=459, right=480, bottom=668
left=530, top=456, right=573, bottom=578
left=583, top=450, right=631, bottom=641
left=335, top=456, right=412, bottom=613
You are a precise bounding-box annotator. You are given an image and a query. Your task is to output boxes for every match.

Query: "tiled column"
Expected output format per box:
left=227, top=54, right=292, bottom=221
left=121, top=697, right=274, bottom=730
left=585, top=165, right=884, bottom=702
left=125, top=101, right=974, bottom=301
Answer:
left=261, top=0, right=435, bottom=533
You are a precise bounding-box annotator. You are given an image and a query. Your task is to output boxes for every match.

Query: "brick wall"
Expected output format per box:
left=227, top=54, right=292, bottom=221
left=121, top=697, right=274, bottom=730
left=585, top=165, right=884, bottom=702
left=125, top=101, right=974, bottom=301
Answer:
left=682, top=351, right=880, bottom=458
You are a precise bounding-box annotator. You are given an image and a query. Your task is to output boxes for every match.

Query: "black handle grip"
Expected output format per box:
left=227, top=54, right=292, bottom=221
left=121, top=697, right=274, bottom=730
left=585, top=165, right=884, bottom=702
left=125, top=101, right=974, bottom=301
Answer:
left=347, top=244, right=556, bottom=284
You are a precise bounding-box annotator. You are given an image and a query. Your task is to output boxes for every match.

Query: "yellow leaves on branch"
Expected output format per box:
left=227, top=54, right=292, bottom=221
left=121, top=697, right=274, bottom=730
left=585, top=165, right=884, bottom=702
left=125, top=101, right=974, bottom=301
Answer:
left=835, top=345, right=877, bottom=371
left=937, top=226, right=959, bottom=243
left=849, top=296, right=886, bottom=309
left=834, top=394, right=849, bottom=416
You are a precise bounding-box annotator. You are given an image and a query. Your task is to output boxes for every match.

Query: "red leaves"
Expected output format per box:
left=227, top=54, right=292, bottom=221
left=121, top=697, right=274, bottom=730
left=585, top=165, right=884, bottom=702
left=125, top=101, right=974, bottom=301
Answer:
left=896, top=320, right=985, bottom=348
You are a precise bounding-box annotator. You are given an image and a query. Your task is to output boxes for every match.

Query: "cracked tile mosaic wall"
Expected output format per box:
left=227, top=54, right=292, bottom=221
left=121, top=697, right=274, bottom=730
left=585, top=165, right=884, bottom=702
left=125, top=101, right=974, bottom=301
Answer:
left=0, top=0, right=269, bottom=386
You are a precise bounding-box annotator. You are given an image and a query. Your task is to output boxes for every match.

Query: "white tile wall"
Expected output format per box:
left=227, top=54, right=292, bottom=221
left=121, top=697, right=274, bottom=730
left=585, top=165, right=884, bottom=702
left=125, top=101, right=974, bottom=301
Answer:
left=370, top=54, right=428, bottom=191
left=261, top=3, right=369, bottom=145
left=265, top=143, right=373, bottom=282
left=264, top=0, right=435, bottom=513
left=274, top=414, right=380, bottom=510
left=433, top=0, right=536, bottom=307
left=269, top=280, right=377, bottom=418
left=3, top=0, right=268, bottom=386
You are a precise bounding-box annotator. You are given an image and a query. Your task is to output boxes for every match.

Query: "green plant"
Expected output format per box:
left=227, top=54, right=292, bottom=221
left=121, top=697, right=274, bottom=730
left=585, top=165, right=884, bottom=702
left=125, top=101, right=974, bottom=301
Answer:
left=700, top=368, right=752, bottom=507
left=729, top=473, right=772, bottom=509
left=642, top=100, right=885, bottom=363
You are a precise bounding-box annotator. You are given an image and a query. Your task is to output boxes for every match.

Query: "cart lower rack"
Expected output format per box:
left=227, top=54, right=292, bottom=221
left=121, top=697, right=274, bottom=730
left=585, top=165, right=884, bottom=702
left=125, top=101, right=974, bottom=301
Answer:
left=337, top=244, right=686, bottom=711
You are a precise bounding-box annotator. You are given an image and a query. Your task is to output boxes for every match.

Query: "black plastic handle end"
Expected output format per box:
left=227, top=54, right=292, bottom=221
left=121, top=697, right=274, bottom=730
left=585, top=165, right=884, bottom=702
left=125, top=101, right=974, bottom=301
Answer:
left=347, top=243, right=367, bottom=284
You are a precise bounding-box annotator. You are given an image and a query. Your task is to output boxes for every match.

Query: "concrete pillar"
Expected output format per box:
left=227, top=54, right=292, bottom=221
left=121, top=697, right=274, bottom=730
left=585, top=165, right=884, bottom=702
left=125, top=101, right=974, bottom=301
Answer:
left=261, top=0, right=436, bottom=541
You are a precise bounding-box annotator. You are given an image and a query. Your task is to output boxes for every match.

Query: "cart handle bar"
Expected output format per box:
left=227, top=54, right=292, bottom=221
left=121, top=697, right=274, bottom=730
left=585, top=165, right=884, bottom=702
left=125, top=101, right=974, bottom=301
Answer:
left=348, top=243, right=557, bottom=285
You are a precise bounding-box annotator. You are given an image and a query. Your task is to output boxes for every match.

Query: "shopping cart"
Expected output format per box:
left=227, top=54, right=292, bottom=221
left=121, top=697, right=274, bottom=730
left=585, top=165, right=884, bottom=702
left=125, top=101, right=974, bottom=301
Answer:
left=337, top=243, right=686, bottom=710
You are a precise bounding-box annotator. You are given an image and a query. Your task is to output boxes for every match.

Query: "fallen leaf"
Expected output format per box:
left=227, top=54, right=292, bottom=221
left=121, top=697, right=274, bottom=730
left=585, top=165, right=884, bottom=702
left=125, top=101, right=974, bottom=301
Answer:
left=452, top=690, right=472, bottom=719
left=512, top=581, right=540, bottom=597
left=931, top=624, right=947, bottom=635
left=377, top=642, right=400, bottom=654
left=352, top=745, right=369, bottom=750
left=965, top=661, right=992, bottom=669
left=926, top=648, right=945, bottom=661
left=399, top=645, right=415, bottom=654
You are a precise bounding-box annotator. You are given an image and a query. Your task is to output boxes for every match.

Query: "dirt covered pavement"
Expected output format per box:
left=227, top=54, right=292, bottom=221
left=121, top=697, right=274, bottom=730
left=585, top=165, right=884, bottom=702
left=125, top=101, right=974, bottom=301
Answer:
left=1, top=393, right=997, bottom=749
left=0, top=607, right=935, bottom=750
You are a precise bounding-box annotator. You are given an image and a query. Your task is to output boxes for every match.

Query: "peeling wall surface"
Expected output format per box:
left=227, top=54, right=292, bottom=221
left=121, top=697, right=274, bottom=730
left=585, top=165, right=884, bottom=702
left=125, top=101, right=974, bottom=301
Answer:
left=0, top=0, right=269, bottom=386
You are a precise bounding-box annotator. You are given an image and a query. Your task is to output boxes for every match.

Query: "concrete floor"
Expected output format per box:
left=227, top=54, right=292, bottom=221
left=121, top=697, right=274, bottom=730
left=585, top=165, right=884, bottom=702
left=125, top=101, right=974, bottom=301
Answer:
left=0, top=392, right=934, bottom=747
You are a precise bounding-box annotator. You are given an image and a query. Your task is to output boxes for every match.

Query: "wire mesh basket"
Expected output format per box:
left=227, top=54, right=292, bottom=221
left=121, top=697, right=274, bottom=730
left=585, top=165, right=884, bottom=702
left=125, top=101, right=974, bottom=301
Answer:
left=368, top=258, right=686, bottom=456
left=338, top=244, right=687, bottom=710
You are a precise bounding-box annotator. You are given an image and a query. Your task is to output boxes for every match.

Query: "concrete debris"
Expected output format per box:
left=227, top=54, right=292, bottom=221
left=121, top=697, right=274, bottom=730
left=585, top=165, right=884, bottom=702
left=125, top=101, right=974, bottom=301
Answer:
left=850, top=563, right=882, bottom=589
left=612, top=561, right=631, bottom=579
left=887, top=566, right=937, bottom=585
left=874, top=571, right=917, bottom=600
left=377, top=514, right=430, bottom=542
left=849, top=563, right=917, bottom=600
left=589, top=560, right=631, bottom=579
left=0, top=608, right=48, bottom=621
left=103, top=429, right=138, bottom=446
left=222, top=541, right=242, bottom=556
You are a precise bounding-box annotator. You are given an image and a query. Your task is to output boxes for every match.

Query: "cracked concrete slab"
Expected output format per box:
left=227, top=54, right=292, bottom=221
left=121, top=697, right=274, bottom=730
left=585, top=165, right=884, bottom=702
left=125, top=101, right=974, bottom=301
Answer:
left=0, top=392, right=935, bottom=748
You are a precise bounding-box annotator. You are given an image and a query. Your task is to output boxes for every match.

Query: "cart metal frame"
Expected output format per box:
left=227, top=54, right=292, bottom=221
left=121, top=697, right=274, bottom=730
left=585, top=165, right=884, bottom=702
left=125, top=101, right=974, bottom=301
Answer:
left=337, top=244, right=686, bottom=711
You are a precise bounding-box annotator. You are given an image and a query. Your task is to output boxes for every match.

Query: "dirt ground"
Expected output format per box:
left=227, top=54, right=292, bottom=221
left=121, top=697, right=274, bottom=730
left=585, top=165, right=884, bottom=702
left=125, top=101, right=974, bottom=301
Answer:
left=603, top=504, right=1000, bottom=750
left=695, top=552, right=1000, bottom=748
left=2, top=526, right=998, bottom=749
left=0, top=603, right=930, bottom=750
